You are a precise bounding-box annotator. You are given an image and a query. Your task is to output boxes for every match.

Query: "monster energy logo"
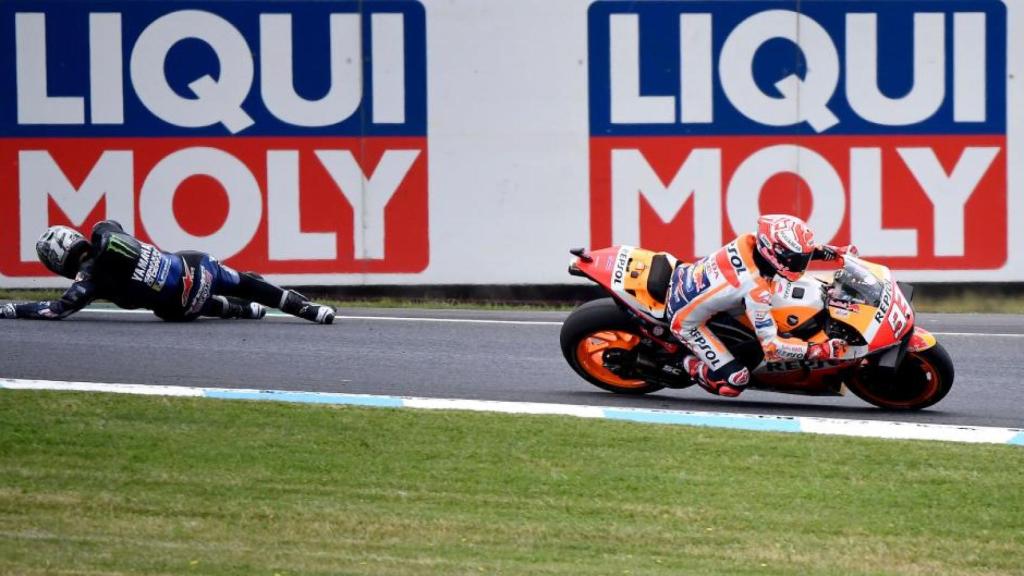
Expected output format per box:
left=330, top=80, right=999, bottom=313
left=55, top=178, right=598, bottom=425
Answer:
left=106, top=236, right=138, bottom=259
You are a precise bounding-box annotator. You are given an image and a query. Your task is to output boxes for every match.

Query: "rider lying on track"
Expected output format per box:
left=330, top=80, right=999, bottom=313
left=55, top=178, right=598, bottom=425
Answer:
left=0, top=220, right=335, bottom=324
left=667, top=214, right=856, bottom=397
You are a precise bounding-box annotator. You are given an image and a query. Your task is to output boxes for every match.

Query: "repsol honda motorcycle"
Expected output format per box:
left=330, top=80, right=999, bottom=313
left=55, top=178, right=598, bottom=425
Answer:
left=561, top=246, right=954, bottom=410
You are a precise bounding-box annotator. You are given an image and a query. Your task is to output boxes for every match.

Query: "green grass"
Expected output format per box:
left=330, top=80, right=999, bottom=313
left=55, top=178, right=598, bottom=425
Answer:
left=4, top=288, right=1024, bottom=314
left=1, top=391, right=1021, bottom=575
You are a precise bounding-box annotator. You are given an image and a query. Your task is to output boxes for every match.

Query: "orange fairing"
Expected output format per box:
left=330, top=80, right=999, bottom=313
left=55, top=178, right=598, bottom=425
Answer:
left=828, top=302, right=879, bottom=335
left=618, top=249, right=669, bottom=316
left=771, top=305, right=819, bottom=332
left=908, top=327, right=938, bottom=352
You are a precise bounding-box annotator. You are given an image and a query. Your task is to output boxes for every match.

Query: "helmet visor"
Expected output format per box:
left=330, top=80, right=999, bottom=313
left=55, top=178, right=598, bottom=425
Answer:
left=36, top=226, right=86, bottom=279
left=776, top=247, right=812, bottom=275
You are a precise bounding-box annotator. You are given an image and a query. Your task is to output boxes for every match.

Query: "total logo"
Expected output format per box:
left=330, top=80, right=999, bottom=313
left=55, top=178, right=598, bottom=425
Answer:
left=0, top=1, right=428, bottom=279
left=588, top=0, right=1007, bottom=271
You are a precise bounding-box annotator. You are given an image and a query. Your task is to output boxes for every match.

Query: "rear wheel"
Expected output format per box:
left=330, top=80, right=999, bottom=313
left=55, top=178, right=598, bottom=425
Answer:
left=560, top=298, right=667, bottom=395
left=848, top=343, right=955, bottom=410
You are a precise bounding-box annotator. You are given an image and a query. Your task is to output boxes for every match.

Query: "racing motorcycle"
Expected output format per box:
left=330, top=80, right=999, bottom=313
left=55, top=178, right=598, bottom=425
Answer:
left=561, top=246, right=954, bottom=410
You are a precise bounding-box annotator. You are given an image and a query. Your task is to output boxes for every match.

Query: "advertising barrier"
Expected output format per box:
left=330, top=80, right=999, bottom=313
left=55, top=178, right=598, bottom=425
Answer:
left=1, top=0, right=428, bottom=284
left=589, top=0, right=1008, bottom=273
left=1, top=0, right=1020, bottom=286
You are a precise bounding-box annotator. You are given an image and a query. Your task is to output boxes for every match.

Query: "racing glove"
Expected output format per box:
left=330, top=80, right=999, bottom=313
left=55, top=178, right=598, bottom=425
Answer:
left=814, top=244, right=858, bottom=263
left=0, top=303, right=16, bottom=319
left=806, top=338, right=848, bottom=361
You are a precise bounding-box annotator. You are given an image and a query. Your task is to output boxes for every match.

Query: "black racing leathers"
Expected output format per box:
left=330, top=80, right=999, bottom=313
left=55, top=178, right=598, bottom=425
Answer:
left=14, top=221, right=209, bottom=320
left=6, top=220, right=335, bottom=322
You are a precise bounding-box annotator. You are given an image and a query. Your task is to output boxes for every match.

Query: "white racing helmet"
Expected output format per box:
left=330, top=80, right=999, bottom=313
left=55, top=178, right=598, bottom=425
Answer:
left=36, top=225, right=90, bottom=279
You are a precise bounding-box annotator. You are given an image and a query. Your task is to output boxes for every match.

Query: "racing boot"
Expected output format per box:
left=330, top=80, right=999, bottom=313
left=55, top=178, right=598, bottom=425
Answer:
left=239, top=301, right=268, bottom=320
left=280, top=290, right=335, bottom=324
left=682, top=356, right=744, bottom=397
left=209, top=296, right=267, bottom=320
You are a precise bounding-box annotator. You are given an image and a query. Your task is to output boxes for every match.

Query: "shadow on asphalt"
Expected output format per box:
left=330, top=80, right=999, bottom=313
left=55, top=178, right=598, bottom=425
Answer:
left=561, top=389, right=957, bottom=420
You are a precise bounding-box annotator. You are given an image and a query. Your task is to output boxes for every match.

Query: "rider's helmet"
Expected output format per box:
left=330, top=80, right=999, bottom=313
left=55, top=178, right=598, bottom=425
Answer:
left=36, top=225, right=90, bottom=279
left=755, top=214, right=815, bottom=281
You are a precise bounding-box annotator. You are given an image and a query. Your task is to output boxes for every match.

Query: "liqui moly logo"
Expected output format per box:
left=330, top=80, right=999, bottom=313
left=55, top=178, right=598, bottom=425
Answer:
left=588, top=0, right=1007, bottom=270
left=0, top=0, right=427, bottom=279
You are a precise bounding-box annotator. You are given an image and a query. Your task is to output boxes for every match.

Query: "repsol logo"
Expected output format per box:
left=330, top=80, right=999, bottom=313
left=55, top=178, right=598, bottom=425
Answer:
left=726, top=243, right=747, bottom=274
left=612, top=248, right=629, bottom=287
left=874, top=280, right=893, bottom=323
left=765, top=359, right=843, bottom=372
left=688, top=327, right=722, bottom=368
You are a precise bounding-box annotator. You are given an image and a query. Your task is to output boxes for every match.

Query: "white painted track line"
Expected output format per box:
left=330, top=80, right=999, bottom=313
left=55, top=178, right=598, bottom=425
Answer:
left=1, top=379, right=1022, bottom=447
left=67, top=306, right=1024, bottom=336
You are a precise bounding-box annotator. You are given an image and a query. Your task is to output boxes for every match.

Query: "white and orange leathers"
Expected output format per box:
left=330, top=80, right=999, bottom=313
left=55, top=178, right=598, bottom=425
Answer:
left=665, top=234, right=810, bottom=385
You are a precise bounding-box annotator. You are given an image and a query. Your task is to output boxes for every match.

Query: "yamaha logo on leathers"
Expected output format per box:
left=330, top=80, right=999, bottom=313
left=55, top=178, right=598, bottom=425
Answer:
left=131, top=245, right=168, bottom=291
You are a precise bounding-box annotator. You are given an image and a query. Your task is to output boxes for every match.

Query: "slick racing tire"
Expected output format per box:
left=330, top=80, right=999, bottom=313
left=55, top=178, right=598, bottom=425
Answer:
left=848, top=342, right=955, bottom=411
left=560, top=298, right=667, bottom=395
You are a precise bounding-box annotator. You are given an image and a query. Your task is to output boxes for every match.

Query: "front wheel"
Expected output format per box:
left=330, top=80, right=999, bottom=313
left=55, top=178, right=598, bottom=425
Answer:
left=560, top=298, right=667, bottom=395
left=848, top=342, right=955, bottom=410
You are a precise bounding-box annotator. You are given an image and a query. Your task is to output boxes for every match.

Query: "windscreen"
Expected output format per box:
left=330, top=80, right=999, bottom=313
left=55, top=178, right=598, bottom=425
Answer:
left=830, top=260, right=884, bottom=306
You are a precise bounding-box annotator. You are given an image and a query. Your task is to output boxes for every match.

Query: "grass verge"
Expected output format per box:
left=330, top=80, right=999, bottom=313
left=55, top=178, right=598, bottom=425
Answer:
left=1, top=390, right=1022, bottom=575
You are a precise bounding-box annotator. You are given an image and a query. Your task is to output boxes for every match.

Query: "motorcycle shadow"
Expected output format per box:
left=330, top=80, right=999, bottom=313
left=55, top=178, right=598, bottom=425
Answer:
left=566, top=389, right=950, bottom=419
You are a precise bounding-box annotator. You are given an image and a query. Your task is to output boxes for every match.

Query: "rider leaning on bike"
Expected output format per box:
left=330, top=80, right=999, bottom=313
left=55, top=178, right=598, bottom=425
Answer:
left=667, top=214, right=856, bottom=397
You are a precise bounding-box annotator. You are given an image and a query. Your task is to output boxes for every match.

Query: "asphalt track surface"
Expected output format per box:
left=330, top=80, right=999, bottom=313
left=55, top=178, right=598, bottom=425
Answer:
left=1, top=307, right=1022, bottom=429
